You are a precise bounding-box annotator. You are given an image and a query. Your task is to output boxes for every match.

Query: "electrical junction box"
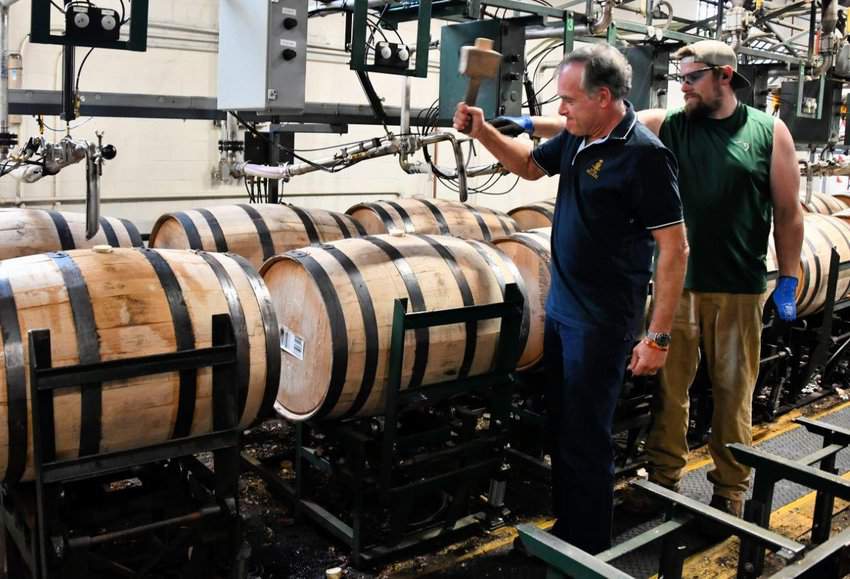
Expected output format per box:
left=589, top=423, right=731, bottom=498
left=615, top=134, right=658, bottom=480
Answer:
left=779, top=78, right=843, bottom=145
left=625, top=46, right=669, bottom=111
left=65, top=5, right=121, bottom=43
left=218, top=0, right=307, bottom=113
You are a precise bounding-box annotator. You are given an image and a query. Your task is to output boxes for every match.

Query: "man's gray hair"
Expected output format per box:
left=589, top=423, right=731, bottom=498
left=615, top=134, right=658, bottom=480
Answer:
left=561, top=44, right=632, bottom=100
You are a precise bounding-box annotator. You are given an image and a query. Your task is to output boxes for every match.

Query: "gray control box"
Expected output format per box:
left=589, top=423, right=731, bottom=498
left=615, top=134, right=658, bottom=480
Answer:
left=218, top=0, right=307, bottom=112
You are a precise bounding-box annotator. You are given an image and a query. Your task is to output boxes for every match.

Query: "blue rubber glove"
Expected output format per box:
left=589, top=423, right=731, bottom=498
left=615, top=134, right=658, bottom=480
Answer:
left=491, top=115, right=534, bottom=137
left=773, top=276, right=798, bottom=321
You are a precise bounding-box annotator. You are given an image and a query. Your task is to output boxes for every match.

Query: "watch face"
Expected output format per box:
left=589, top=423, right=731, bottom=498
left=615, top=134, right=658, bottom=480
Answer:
left=654, top=333, right=671, bottom=348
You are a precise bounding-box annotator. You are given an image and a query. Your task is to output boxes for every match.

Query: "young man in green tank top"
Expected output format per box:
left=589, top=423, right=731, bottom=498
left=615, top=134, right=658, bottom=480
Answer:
left=498, top=39, right=804, bottom=520
left=627, top=40, right=804, bottom=518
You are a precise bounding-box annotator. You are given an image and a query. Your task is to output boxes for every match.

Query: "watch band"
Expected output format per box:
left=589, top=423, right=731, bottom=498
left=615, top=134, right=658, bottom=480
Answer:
left=643, top=336, right=669, bottom=352
left=645, top=331, right=672, bottom=349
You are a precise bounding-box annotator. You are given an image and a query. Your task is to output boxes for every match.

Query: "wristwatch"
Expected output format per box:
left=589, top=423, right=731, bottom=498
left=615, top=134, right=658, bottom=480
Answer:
left=645, top=331, right=672, bottom=349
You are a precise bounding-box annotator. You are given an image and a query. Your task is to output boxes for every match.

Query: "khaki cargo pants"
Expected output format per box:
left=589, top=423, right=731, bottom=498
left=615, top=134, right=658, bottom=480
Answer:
left=645, top=290, right=766, bottom=501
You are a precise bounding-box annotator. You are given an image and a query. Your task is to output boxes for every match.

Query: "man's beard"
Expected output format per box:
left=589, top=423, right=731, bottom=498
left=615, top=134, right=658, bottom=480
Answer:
left=684, top=91, right=722, bottom=119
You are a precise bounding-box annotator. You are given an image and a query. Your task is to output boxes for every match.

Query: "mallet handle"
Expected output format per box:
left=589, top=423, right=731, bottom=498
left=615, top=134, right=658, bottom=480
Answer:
left=464, top=78, right=482, bottom=106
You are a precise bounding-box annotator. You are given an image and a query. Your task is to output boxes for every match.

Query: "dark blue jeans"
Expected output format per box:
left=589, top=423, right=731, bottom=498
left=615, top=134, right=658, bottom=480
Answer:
left=544, top=317, right=632, bottom=554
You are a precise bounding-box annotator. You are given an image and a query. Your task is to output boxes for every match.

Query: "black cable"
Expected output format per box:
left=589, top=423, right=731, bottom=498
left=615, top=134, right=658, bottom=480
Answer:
left=244, top=176, right=255, bottom=203
left=366, top=16, right=388, bottom=48
left=475, top=174, right=520, bottom=195
left=75, top=47, right=95, bottom=95
left=529, top=42, right=563, bottom=104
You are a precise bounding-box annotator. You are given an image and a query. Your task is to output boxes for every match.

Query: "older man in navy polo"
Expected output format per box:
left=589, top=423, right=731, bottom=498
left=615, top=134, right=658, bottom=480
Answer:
left=454, top=43, right=688, bottom=553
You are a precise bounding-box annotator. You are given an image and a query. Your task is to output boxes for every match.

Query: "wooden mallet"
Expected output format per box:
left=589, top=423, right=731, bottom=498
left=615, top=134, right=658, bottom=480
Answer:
left=458, top=37, right=502, bottom=133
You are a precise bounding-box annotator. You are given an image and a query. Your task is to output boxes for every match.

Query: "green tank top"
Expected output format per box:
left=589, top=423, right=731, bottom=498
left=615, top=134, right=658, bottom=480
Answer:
left=659, top=103, right=774, bottom=293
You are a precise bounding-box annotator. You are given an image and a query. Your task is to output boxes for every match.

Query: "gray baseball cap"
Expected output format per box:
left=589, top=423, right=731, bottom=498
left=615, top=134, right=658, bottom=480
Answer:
left=673, top=40, right=751, bottom=89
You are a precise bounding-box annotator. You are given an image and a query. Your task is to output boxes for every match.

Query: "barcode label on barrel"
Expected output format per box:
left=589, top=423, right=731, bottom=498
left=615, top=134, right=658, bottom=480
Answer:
left=280, top=325, right=305, bottom=360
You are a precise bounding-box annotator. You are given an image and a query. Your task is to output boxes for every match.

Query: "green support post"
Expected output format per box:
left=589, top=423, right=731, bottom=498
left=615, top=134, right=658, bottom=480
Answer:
left=563, top=12, right=575, bottom=54
left=606, top=23, right=617, bottom=45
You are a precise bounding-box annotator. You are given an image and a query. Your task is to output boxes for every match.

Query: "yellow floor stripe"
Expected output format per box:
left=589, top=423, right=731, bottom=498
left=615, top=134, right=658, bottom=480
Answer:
left=389, top=518, right=554, bottom=578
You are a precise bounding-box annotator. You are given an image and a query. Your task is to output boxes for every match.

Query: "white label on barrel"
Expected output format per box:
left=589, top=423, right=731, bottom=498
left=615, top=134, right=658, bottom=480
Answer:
left=281, top=325, right=305, bottom=360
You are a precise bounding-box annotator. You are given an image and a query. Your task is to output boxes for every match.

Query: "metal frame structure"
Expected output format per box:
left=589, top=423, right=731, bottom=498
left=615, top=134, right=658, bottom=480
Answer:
left=350, top=0, right=433, bottom=77
left=517, top=479, right=805, bottom=579
left=733, top=418, right=850, bottom=577
left=517, top=415, right=850, bottom=579
left=243, top=284, right=525, bottom=566
left=1, top=314, right=246, bottom=579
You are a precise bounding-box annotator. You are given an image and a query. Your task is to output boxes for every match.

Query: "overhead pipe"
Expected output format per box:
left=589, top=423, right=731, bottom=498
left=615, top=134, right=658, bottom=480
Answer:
left=816, top=0, right=838, bottom=74
left=590, top=0, right=613, bottom=35
left=398, top=75, right=428, bottom=174
left=526, top=25, right=589, bottom=39
left=822, top=0, right=838, bottom=36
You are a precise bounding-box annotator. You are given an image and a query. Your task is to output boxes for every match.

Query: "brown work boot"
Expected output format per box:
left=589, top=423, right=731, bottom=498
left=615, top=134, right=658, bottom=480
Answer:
left=709, top=494, right=743, bottom=517
left=618, top=481, right=678, bottom=517
left=701, top=494, right=744, bottom=542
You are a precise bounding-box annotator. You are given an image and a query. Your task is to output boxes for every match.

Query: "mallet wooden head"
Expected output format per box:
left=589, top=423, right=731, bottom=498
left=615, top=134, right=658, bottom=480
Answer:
left=458, top=37, right=502, bottom=106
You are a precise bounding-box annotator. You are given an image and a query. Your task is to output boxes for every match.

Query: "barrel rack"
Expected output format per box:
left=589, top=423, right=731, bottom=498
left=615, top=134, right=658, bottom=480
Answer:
left=242, top=283, right=525, bottom=566
left=516, top=415, right=850, bottom=579
left=1, top=314, right=248, bottom=579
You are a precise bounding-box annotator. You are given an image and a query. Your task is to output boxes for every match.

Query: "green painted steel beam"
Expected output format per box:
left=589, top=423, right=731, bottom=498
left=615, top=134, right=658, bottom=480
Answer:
left=796, top=417, right=850, bottom=445
left=596, top=517, right=690, bottom=563
left=516, top=524, right=633, bottom=579
left=638, top=479, right=804, bottom=560
left=728, top=444, right=850, bottom=503
left=563, top=12, right=575, bottom=54
left=770, top=525, right=850, bottom=579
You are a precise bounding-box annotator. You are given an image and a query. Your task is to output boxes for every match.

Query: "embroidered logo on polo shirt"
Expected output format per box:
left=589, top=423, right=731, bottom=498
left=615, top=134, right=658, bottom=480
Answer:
left=586, top=159, right=604, bottom=179
left=732, top=139, right=751, bottom=152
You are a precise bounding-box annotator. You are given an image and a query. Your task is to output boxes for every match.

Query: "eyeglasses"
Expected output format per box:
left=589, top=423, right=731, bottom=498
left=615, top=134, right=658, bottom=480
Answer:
left=674, top=66, right=717, bottom=85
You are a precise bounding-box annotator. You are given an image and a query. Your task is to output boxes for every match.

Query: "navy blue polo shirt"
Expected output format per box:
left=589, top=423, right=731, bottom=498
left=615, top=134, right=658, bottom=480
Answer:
left=531, top=103, right=683, bottom=336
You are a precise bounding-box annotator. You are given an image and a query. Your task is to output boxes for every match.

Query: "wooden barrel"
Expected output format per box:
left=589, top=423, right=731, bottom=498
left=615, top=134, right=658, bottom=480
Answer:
left=346, top=197, right=517, bottom=241
left=769, top=213, right=850, bottom=317
left=261, top=233, right=530, bottom=421
left=493, top=228, right=551, bottom=370
left=800, top=192, right=849, bottom=214
left=149, top=203, right=365, bottom=270
left=0, top=208, right=142, bottom=260
left=0, top=247, right=280, bottom=482
left=508, top=200, right=556, bottom=231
